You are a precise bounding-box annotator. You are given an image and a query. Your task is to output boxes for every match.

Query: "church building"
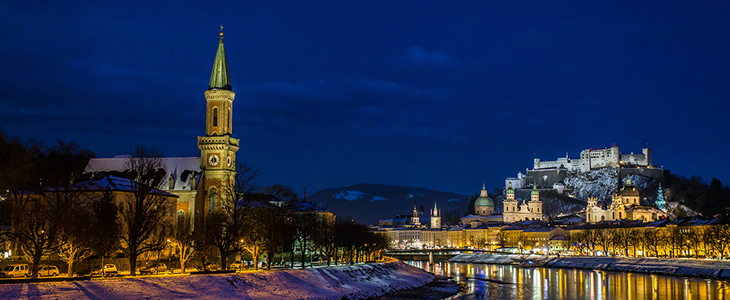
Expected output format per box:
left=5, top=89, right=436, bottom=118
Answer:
left=460, top=184, right=502, bottom=225
left=585, top=177, right=666, bottom=223
left=83, top=28, right=239, bottom=230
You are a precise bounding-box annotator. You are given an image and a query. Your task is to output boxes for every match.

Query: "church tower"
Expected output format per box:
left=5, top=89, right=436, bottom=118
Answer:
left=197, top=27, right=240, bottom=216
left=528, top=185, right=543, bottom=220
left=503, top=182, right=518, bottom=222
left=411, top=205, right=421, bottom=226
left=430, top=201, right=441, bottom=229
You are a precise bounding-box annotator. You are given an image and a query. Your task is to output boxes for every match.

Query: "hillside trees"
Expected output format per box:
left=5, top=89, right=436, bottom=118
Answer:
left=665, top=174, right=730, bottom=217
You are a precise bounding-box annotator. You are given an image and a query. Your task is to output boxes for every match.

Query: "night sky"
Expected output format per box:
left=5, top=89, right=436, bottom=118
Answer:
left=2, top=1, right=729, bottom=196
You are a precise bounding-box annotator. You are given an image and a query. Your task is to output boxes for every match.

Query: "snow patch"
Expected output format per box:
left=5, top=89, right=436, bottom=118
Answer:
left=370, top=196, right=388, bottom=202
left=334, top=190, right=365, bottom=201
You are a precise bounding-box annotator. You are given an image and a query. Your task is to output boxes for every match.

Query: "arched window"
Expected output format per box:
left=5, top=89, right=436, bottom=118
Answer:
left=208, top=187, right=218, bottom=213
left=227, top=108, right=231, bottom=131
left=212, top=107, right=219, bottom=127
left=177, top=210, right=186, bottom=228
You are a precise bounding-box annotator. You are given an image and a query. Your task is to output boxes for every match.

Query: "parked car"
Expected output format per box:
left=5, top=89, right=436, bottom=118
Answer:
left=203, top=261, right=220, bottom=271
left=139, top=263, right=167, bottom=275
left=0, top=264, right=29, bottom=278
left=91, top=264, right=118, bottom=276
left=38, top=265, right=60, bottom=277
left=229, top=261, right=244, bottom=270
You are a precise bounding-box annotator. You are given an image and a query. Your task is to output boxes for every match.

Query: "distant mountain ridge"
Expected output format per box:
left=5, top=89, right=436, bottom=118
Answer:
left=307, top=183, right=470, bottom=225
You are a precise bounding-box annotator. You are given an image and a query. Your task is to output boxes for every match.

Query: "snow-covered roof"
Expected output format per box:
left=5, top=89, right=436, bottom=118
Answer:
left=47, top=175, right=178, bottom=197
left=291, top=201, right=329, bottom=212
left=84, top=157, right=202, bottom=191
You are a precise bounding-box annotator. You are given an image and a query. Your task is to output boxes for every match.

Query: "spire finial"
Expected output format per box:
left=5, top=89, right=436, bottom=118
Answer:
left=220, top=25, right=224, bottom=37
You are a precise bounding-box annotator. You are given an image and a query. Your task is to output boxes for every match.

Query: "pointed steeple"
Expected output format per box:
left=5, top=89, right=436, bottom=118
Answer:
left=208, top=26, right=232, bottom=91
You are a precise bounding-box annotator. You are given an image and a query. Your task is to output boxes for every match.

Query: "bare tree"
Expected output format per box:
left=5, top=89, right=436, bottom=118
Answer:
left=240, top=223, right=266, bottom=270
left=171, top=213, right=195, bottom=273
left=312, top=215, right=337, bottom=266
left=120, top=146, right=174, bottom=276
left=610, top=227, right=633, bottom=256
left=0, top=137, right=51, bottom=279
left=47, top=184, right=95, bottom=278
left=205, top=163, right=260, bottom=270
left=496, top=231, right=509, bottom=249
left=256, top=185, right=298, bottom=269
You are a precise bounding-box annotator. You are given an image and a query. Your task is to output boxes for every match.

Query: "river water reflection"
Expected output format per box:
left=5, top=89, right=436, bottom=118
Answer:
left=407, top=261, right=730, bottom=300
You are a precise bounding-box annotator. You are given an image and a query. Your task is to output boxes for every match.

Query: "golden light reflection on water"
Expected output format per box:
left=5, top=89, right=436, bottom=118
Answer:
left=408, top=261, right=730, bottom=300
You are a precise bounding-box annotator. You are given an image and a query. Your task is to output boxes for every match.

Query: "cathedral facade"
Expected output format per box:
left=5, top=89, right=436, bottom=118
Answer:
left=503, top=183, right=543, bottom=223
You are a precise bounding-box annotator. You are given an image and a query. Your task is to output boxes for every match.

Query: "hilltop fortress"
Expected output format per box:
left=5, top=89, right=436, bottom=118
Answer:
left=533, top=145, right=652, bottom=172
left=507, top=145, right=664, bottom=190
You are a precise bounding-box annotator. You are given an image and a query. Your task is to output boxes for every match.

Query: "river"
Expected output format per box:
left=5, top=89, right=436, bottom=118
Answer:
left=407, top=261, right=730, bottom=300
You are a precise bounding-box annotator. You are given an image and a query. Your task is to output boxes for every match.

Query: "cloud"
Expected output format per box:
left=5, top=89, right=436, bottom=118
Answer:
left=400, top=46, right=461, bottom=67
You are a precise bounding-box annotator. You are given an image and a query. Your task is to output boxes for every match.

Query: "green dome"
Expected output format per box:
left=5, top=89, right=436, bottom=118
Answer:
left=531, top=185, right=539, bottom=196
left=475, top=195, right=494, bottom=207
left=506, top=182, right=514, bottom=194
left=475, top=183, right=494, bottom=206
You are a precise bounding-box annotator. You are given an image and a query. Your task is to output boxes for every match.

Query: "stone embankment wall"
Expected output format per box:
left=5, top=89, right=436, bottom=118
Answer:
left=449, top=253, right=730, bottom=279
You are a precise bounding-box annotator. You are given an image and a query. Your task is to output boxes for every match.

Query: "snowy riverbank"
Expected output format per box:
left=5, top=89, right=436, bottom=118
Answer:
left=449, top=253, right=730, bottom=279
left=0, top=260, right=434, bottom=299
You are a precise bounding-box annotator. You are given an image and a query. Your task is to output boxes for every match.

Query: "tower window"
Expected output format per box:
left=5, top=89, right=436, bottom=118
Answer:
left=208, top=187, right=218, bottom=213
left=228, top=108, right=231, bottom=131
left=213, top=107, right=219, bottom=127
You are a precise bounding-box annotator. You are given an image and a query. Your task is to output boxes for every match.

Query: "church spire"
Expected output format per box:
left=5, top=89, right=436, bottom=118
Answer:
left=208, top=26, right=231, bottom=91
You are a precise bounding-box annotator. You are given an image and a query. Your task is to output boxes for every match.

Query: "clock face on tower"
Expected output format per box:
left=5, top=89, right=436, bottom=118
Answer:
left=227, top=156, right=232, bottom=167
left=208, top=154, right=220, bottom=166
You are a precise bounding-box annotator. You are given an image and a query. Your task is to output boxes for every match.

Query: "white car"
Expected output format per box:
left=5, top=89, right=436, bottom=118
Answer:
left=38, top=265, right=60, bottom=277
left=0, top=264, right=30, bottom=278
left=91, top=264, right=118, bottom=276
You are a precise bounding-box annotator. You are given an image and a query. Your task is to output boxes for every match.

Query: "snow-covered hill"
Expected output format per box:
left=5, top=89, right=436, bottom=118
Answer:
left=308, top=184, right=470, bottom=225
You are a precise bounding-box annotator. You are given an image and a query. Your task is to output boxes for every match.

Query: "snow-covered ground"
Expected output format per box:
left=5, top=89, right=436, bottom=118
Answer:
left=450, top=253, right=730, bottom=279
left=0, top=260, right=434, bottom=299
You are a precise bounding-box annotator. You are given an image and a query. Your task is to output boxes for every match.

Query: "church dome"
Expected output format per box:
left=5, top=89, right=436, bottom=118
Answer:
left=621, top=177, right=640, bottom=197
left=531, top=185, right=539, bottom=196
left=506, top=182, right=515, bottom=195
left=475, top=196, right=494, bottom=207
left=475, top=184, right=494, bottom=207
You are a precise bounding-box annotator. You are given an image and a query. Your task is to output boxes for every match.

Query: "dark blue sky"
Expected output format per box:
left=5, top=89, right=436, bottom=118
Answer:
left=2, top=1, right=729, bottom=195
